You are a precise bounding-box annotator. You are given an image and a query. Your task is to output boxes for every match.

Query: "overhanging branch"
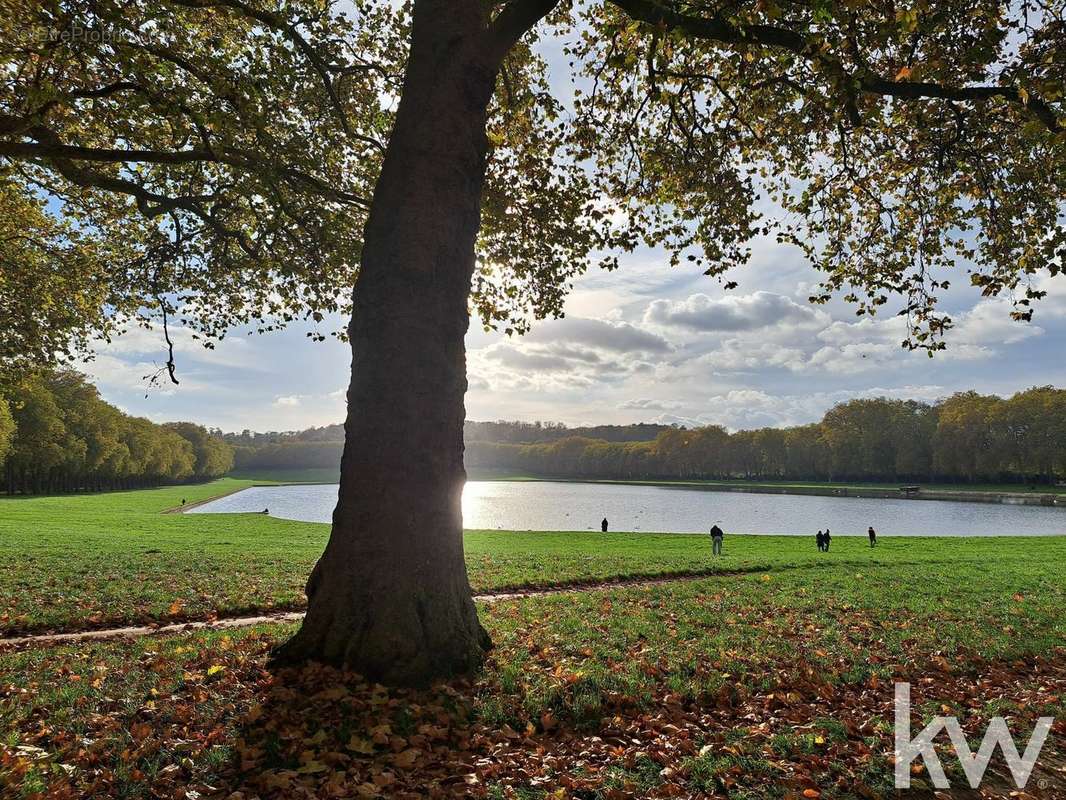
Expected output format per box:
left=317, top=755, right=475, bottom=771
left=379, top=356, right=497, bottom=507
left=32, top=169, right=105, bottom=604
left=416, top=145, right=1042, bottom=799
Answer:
left=0, top=129, right=370, bottom=207
left=486, top=0, right=562, bottom=64
left=609, top=0, right=1061, bottom=131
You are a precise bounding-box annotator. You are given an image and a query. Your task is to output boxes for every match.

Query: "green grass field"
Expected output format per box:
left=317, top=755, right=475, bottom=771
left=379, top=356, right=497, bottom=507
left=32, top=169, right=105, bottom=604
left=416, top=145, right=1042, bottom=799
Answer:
left=1, top=482, right=1064, bottom=798
left=2, top=553, right=1063, bottom=797
left=3, top=480, right=1063, bottom=635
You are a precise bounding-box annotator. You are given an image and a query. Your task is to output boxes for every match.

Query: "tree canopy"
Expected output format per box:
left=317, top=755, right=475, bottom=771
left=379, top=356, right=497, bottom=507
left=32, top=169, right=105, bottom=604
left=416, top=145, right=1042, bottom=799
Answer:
left=0, top=370, right=233, bottom=493
left=1, top=0, right=1063, bottom=370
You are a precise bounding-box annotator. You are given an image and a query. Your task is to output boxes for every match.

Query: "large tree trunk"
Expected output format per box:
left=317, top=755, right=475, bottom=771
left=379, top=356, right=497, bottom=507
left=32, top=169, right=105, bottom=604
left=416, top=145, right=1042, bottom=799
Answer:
left=273, top=1, right=502, bottom=686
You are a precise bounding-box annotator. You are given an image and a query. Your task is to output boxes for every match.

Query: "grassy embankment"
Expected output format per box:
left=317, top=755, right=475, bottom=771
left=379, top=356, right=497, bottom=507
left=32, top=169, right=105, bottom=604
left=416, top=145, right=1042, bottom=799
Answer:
left=2, top=480, right=1062, bottom=635
left=1, top=482, right=1065, bottom=797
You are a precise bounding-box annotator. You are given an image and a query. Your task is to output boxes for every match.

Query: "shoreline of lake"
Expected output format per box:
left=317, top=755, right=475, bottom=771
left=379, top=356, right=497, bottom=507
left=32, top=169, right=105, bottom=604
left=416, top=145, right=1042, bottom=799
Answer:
left=190, top=480, right=1066, bottom=537
left=227, top=471, right=1066, bottom=508
left=637, top=481, right=1066, bottom=507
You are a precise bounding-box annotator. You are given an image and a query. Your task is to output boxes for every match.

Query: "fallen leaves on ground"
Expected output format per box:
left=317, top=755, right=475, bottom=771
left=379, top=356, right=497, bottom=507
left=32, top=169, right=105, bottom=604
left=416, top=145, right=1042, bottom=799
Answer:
left=1, top=606, right=1064, bottom=799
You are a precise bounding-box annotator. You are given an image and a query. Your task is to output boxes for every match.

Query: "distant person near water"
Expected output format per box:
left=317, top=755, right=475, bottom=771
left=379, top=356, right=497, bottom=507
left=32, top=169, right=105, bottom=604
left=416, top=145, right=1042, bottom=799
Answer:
left=601, top=517, right=608, bottom=533
left=710, top=524, right=724, bottom=556
left=816, top=530, right=825, bottom=551
left=262, top=508, right=269, bottom=515
left=823, top=528, right=832, bottom=551
left=868, top=526, right=877, bottom=547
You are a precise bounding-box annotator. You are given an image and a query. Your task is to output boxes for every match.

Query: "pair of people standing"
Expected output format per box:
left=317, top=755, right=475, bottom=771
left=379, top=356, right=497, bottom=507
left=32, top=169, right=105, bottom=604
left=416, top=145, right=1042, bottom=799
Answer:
left=815, top=526, right=878, bottom=549
left=816, top=528, right=832, bottom=551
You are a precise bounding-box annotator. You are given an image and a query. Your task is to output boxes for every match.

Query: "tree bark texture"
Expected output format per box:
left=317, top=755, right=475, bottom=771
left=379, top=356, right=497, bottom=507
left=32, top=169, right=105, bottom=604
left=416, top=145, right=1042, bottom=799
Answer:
left=273, top=0, right=504, bottom=685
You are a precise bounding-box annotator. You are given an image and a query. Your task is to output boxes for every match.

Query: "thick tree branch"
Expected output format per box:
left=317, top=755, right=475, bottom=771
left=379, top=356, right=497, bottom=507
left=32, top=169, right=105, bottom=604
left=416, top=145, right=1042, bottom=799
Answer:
left=609, top=0, right=1062, bottom=130
left=486, top=0, right=562, bottom=64
left=0, top=139, right=221, bottom=166
left=0, top=130, right=370, bottom=207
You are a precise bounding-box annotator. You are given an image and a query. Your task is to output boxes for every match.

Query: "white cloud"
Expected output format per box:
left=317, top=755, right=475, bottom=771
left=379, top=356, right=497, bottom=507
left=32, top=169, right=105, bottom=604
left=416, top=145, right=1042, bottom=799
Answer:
left=469, top=315, right=673, bottom=394
left=103, top=322, right=255, bottom=370
left=619, top=398, right=685, bottom=411
left=273, top=395, right=302, bottom=407
left=694, top=339, right=808, bottom=372
left=644, top=384, right=950, bottom=432
left=644, top=291, right=828, bottom=333
left=953, top=298, right=1044, bottom=346
left=79, top=353, right=210, bottom=395
left=525, top=316, right=672, bottom=354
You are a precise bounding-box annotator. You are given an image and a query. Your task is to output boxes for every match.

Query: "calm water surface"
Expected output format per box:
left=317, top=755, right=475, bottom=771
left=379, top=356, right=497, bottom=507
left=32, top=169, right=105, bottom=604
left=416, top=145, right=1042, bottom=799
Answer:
left=189, top=481, right=1066, bottom=537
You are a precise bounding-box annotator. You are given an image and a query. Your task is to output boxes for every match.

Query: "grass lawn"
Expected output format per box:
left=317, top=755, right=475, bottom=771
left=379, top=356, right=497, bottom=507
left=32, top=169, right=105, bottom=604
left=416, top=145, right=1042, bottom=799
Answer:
left=3, top=481, right=1063, bottom=636
left=2, top=483, right=1065, bottom=797
left=1, top=553, right=1064, bottom=798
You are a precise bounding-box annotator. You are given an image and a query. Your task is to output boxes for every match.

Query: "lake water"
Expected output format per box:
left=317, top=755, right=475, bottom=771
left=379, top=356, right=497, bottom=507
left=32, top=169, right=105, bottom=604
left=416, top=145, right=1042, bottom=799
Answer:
left=189, top=481, right=1066, bottom=537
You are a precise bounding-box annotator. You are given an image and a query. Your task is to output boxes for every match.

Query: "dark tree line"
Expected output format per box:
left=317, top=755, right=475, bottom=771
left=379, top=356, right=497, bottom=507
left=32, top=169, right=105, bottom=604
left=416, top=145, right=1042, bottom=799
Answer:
left=226, top=420, right=676, bottom=472
left=465, top=420, right=674, bottom=444
left=0, top=370, right=234, bottom=494
left=232, top=441, right=346, bottom=472
left=465, top=388, right=1066, bottom=485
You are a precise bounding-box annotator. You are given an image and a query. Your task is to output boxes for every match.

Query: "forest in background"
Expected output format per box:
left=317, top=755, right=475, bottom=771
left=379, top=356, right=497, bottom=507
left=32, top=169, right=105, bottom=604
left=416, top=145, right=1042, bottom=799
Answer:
left=223, top=421, right=676, bottom=474
left=231, top=387, right=1066, bottom=485
left=0, top=370, right=232, bottom=494
left=4, top=375, right=1064, bottom=492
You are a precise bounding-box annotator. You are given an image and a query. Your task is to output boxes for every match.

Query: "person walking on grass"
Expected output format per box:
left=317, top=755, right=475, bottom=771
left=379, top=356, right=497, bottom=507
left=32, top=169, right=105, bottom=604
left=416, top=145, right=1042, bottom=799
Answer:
left=868, top=526, right=877, bottom=547
left=816, top=530, right=825, bottom=551
left=823, top=528, right=832, bottom=551
left=601, top=517, right=609, bottom=533
left=710, top=524, right=724, bottom=556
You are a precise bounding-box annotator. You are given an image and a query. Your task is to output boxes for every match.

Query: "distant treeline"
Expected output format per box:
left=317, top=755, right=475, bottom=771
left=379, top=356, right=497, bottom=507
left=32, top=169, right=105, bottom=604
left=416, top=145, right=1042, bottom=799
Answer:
left=224, top=420, right=675, bottom=472
left=465, top=420, right=674, bottom=444
left=468, top=388, right=1066, bottom=484
left=0, top=370, right=233, bottom=494
left=224, top=387, right=1066, bottom=485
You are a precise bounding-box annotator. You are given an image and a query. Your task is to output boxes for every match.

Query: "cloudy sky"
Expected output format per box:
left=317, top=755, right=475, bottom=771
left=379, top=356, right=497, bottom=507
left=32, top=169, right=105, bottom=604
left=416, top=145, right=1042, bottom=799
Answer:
left=82, top=232, right=1066, bottom=434
left=78, top=17, right=1066, bottom=434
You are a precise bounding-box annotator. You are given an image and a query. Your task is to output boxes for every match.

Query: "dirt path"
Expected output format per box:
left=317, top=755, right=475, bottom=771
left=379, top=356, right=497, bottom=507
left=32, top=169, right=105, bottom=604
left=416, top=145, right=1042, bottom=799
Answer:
left=0, top=570, right=731, bottom=649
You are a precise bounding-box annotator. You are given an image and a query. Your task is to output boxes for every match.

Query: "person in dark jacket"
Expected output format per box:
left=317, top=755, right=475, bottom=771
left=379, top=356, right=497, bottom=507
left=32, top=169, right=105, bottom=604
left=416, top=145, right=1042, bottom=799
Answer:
left=816, top=530, right=825, bottom=551
left=601, top=517, right=609, bottom=533
left=868, top=526, right=877, bottom=547
left=823, top=528, right=832, bottom=551
left=710, top=524, right=724, bottom=556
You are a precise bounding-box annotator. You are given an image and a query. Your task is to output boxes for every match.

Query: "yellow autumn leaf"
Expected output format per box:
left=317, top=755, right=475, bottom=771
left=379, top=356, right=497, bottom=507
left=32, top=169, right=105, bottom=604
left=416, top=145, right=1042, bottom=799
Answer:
left=346, top=736, right=375, bottom=755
